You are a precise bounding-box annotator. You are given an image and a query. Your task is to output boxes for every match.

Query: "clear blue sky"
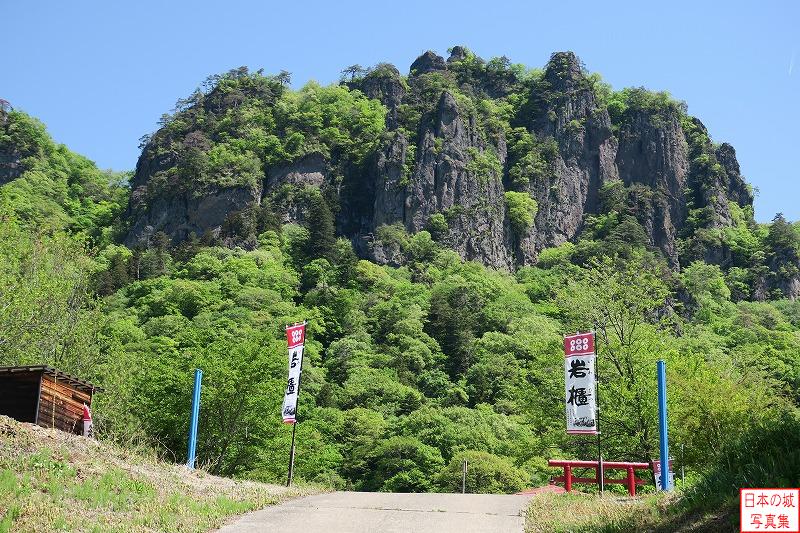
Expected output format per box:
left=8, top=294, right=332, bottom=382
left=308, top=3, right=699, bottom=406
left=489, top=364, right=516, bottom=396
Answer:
left=2, top=1, right=797, bottom=222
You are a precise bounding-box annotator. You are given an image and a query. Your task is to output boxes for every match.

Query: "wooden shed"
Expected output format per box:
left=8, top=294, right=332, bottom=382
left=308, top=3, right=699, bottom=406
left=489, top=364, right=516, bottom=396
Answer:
left=0, top=365, right=102, bottom=434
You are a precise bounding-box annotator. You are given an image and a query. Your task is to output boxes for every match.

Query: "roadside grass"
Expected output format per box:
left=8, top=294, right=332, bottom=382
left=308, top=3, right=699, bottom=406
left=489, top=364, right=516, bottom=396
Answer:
left=0, top=416, right=324, bottom=532
left=527, top=410, right=800, bottom=532
left=525, top=491, right=669, bottom=533
left=524, top=488, right=738, bottom=532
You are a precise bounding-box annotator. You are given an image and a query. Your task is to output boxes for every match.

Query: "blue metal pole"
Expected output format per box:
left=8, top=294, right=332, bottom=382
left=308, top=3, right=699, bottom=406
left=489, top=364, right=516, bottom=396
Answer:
left=657, top=360, right=671, bottom=491
left=187, top=368, right=203, bottom=469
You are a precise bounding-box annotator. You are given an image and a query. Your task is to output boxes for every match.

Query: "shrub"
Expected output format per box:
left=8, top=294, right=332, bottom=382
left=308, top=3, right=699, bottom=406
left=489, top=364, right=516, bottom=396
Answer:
left=504, top=191, right=538, bottom=235
left=437, top=451, right=528, bottom=494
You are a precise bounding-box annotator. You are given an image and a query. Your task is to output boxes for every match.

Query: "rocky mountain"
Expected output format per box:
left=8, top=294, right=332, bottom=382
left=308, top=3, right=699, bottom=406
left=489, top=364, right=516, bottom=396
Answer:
left=0, top=106, right=32, bottom=186
left=123, top=49, right=754, bottom=273
left=0, top=105, right=129, bottom=240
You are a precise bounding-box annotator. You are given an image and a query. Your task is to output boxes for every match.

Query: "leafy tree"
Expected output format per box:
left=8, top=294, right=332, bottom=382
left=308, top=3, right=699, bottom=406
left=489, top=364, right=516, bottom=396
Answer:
left=0, top=110, right=129, bottom=242
left=764, top=213, right=800, bottom=293
left=427, top=275, right=485, bottom=377
left=338, top=408, right=387, bottom=484
left=437, top=451, right=528, bottom=494
left=361, top=436, right=444, bottom=492
left=276, top=70, right=292, bottom=87
left=558, top=251, right=672, bottom=460
left=340, top=64, right=365, bottom=82
left=0, top=217, right=104, bottom=375
left=504, top=191, right=538, bottom=236
left=680, top=261, right=731, bottom=321
left=425, top=213, right=449, bottom=242
left=341, top=368, right=423, bottom=416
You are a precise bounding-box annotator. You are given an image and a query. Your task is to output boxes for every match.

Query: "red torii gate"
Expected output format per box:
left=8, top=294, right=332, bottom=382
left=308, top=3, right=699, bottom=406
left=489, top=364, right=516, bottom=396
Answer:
left=548, top=459, right=651, bottom=496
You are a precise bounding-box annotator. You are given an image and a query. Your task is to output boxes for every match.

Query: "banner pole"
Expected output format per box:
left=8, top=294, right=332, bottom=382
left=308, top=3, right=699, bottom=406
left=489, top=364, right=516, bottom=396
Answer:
left=594, top=331, right=603, bottom=495
left=287, top=420, right=297, bottom=487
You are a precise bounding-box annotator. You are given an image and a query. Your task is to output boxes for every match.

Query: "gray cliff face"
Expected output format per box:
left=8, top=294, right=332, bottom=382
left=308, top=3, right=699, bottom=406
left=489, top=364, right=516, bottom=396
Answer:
left=404, top=91, right=512, bottom=269
left=687, top=117, right=735, bottom=229
left=447, top=46, right=470, bottom=63
left=371, top=132, right=408, bottom=229
left=267, top=153, right=330, bottom=225
left=615, top=109, right=689, bottom=265
left=410, top=51, right=447, bottom=75
left=351, top=65, right=406, bottom=130
left=528, top=52, right=619, bottom=252
left=125, top=134, right=263, bottom=247
left=0, top=144, right=24, bottom=186
left=125, top=147, right=177, bottom=246
left=774, top=275, right=800, bottom=301
left=364, top=89, right=513, bottom=268
left=126, top=187, right=259, bottom=247
left=715, top=143, right=753, bottom=209
left=0, top=110, right=29, bottom=186
left=123, top=49, right=758, bottom=274
left=266, top=152, right=328, bottom=191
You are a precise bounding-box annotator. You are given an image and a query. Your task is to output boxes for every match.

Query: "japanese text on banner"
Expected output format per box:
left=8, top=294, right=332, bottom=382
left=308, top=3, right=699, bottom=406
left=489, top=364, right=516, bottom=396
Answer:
left=564, top=332, right=597, bottom=435
left=282, top=323, right=306, bottom=424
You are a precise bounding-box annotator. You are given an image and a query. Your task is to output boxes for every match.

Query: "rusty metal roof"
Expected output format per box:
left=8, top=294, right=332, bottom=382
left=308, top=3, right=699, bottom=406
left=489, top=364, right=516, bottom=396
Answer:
left=0, top=365, right=104, bottom=393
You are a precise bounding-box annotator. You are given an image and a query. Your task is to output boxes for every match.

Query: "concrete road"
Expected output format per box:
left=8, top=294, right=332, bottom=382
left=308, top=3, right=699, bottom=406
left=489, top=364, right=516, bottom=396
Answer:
left=216, top=491, right=533, bottom=533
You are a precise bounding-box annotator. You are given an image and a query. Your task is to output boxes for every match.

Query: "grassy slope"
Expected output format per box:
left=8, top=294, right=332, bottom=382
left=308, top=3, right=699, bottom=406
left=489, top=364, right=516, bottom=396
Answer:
left=525, top=491, right=737, bottom=533
left=0, top=416, right=323, bottom=532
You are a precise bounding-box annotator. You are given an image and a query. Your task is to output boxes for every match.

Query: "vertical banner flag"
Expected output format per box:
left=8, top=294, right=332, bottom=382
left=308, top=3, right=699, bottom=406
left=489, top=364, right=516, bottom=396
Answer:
left=564, top=332, right=598, bottom=434
left=282, top=322, right=306, bottom=424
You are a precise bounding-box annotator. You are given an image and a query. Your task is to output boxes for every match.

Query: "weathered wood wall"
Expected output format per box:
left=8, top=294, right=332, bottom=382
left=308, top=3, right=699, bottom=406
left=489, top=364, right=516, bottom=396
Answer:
left=37, top=374, right=91, bottom=434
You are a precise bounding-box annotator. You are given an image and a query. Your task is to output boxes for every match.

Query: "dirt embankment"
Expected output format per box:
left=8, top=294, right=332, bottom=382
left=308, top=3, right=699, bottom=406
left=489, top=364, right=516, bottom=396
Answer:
left=0, top=415, right=321, bottom=532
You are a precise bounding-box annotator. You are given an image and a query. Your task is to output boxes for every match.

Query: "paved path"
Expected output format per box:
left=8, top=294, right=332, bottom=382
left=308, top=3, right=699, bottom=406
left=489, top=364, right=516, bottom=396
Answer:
left=216, top=491, right=533, bottom=533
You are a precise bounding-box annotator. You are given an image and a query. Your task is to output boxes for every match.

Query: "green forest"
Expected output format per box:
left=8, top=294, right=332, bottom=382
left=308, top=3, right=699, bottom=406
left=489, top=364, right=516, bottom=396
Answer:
left=1, top=48, right=799, bottom=524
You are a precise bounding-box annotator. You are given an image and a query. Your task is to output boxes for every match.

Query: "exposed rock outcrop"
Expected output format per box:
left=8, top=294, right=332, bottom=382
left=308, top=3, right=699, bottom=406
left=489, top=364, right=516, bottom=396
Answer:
left=266, top=152, right=328, bottom=192
left=527, top=52, right=619, bottom=251
left=403, top=91, right=512, bottom=269
left=371, top=132, right=409, bottom=229
left=267, top=153, right=330, bottom=225
left=126, top=185, right=260, bottom=246
left=122, top=48, right=759, bottom=275
left=716, top=143, right=753, bottom=208
left=410, top=51, right=447, bottom=76
left=447, top=46, right=470, bottom=64
left=0, top=109, right=30, bottom=186
left=0, top=144, right=24, bottom=186
left=126, top=181, right=260, bottom=247
left=350, top=64, right=406, bottom=130
left=615, top=108, right=689, bottom=265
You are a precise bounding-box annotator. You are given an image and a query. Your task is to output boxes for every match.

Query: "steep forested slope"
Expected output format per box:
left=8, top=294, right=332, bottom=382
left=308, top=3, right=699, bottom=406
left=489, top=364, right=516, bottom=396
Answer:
left=0, top=108, right=128, bottom=244
left=120, top=48, right=794, bottom=300
left=1, top=49, right=800, bottom=530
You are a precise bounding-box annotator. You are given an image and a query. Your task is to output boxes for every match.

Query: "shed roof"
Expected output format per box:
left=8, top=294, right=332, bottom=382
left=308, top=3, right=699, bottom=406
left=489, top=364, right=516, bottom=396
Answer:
left=0, top=366, right=104, bottom=393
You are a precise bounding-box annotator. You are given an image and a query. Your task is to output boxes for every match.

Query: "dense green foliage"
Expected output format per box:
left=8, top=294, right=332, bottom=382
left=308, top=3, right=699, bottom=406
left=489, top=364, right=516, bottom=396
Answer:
left=3, top=204, right=798, bottom=494
left=131, top=56, right=791, bottom=301
left=505, top=191, right=538, bottom=235
left=2, top=52, right=800, bottom=505
left=0, top=110, right=128, bottom=245
left=134, top=69, right=386, bottom=245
